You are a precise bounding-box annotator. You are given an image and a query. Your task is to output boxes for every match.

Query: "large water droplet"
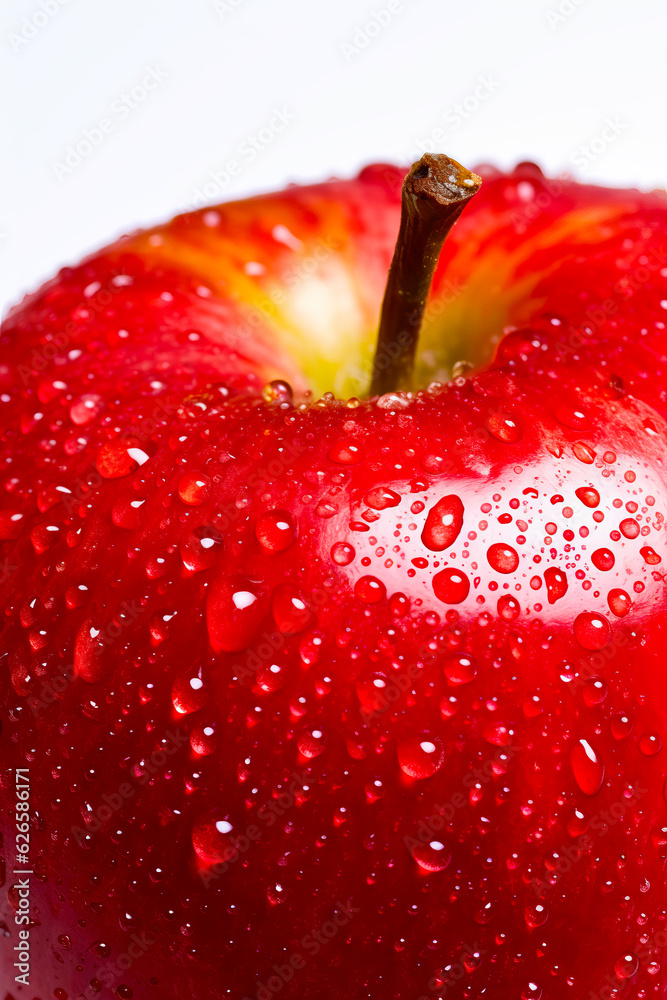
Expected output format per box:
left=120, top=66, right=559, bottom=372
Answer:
left=575, top=486, right=600, bottom=508
left=74, top=620, right=108, bottom=683
left=432, top=568, right=470, bottom=605
left=255, top=510, right=296, bottom=553
left=409, top=839, right=450, bottom=872
left=640, top=546, right=661, bottom=565
left=497, top=594, right=520, bottom=620
left=544, top=567, right=567, bottom=604
left=354, top=576, right=387, bottom=604
left=172, top=662, right=208, bottom=715
left=364, top=487, right=401, bottom=510
left=614, top=953, right=639, bottom=980
left=297, top=727, right=326, bottom=758
left=487, top=543, right=519, bottom=574
left=206, top=576, right=265, bottom=652
left=607, top=588, right=631, bottom=617
left=442, top=653, right=476, bottom=685
left=591, top=548, right=615, bottom=571
left=619, top=518, right=640, bottom=539
left=272, top=583, right=313, bottom=634
left=487, top=413, right=522, bottom=443
left=331, top=541, right=355, bottom=565
left=573, top=612, right=610, bottom=650
left=328, top=439, right=363, bottom=464
left=112, top=496, right=147, bottom=530
left=398, top=733, right=444, bottom=778
left=421, top=495, right=464, bottom=551
left=570, top=738, right=604, bottom=795
left=178, top=472, right=211, bottom=506
left=96, top=439, right=150, bottom=479
left=192, top=813, right=236, bottom=864
left=180, top=524, right=222, bottom=572
left=70, top=392, right=104, bottom=425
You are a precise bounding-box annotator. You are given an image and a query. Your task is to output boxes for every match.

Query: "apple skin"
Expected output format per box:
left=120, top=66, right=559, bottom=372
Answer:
left=1, top=163, right=667, bottom=999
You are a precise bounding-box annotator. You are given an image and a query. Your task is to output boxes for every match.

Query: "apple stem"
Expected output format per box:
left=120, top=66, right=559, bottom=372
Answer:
left=369, top=153, right=482, bottom=396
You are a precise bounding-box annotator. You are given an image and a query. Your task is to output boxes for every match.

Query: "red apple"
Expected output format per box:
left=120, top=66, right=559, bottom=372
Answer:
left=2, top=153, right=667, bottom=1000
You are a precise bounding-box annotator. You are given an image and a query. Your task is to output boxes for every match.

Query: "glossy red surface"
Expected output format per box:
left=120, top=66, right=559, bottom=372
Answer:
left=2, top=162, right=667, bottom=998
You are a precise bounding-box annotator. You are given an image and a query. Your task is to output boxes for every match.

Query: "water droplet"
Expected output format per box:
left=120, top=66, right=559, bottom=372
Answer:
left=172, top=662, right=208, bottom=715
left=573, top=612, right=610, bottom=650
left=443, top=654, right=476, bottom=685
left=614, top=953, right=639, bottom=980
left=619, top=518, right=640, bottom=539
left=591, top=548, right=615, bottom=571
left=206, top=576, right=265, bottom=652
left=409, top=839, right=450, bottom=872
left=610, top=714, right=633, bottom=740
left=572, top=442, right=596, bottom=464
left=0, top=509, right=25, bottom=540
left=638, top=733, right=662, bottom=756
left=356, top=672, right=390, bottom=713
left=297, top=727, right=325, bottom=758
left=354, top=576, right=386, bottom=604
left=178, top=472, right=211, bottom=506
left=544, top=566, right=568, bottom=604
left=328, top=439, right=363, bottom=464
left=398, top=733, right=444, bottom=778
left=331, top=541, right=355, bottom=565
left=570, top=738, right=605, bottom=795
left=575, top=486, right=600, bottom=508
left=483, top=722, right=513, bottom=746
left=487, top=413, right=522, bottom=443
left=180, top=524, right=222, bottom=572
left=497, top=594, right=520, bottom=620
left=364, top=487, right=401, bottom=510
left=556, top=406, right=589, bottom=430
left=520, top=984, right=542, bottom=1000
left=96, top=439, right=150, bottom=479
left=262, top=379, right=293, bottom=403
left=421, top=495, right=464, bottom=551
left=255, top=510, right=296, bottom=553
left=641, top=546, right=661, bottom=564
left=432, top=568, right=470, bottom=605
left=607, top=588, right=632, bottom=618
left=70, top=392, right=104, bottom=425
left=582, top=678, right=608, bottom=706
left=112, top=496, right=147, bottom=530
left=272, top=583, right=313, bottom=634
left=524, top=902, right=549, bottom=928
left=487, top=543, right=519, bottom=574
left=190, top=721, right=218, bottom=756
left=74, top=620, right=108, bottom=683
left=192, top=813, right=236, bottom=864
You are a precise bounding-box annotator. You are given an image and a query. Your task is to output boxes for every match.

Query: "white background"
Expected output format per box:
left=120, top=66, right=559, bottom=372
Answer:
left=1, top=0, right=665, bottom=315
